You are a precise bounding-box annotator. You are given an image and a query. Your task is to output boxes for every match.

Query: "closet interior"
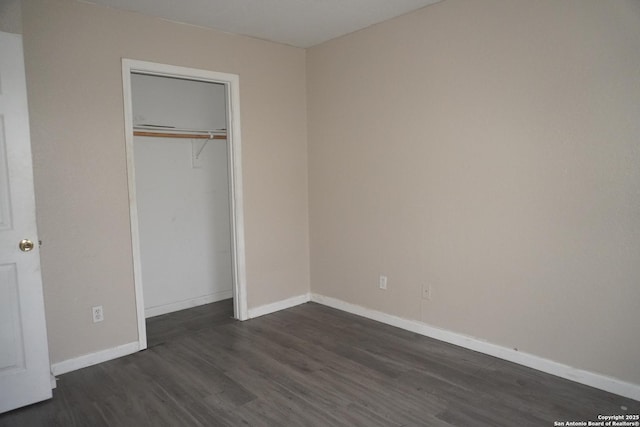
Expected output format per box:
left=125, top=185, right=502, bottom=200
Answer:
left=131, top=73, right=234, bottom=318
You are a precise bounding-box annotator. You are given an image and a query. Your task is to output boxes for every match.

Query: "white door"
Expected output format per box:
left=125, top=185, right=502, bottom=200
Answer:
left=0, top=31, right=52, bottom=413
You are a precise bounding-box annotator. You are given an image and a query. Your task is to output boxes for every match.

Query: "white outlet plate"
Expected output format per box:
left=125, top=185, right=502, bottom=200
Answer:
left=379, top=275, right=388, bottom=290
left=92, top=305, right=104, bottom=323
left=422, top=284, right=431, bottom=300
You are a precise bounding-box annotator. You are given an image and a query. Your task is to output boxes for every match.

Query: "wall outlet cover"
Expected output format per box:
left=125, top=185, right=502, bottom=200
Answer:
left=422, top=284, right=431, bottom=300
left=92, top=306, right=104, bottom=323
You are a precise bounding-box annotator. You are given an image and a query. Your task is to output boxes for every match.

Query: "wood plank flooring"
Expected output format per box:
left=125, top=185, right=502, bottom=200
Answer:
left=1, top=300, right=638, bottom=426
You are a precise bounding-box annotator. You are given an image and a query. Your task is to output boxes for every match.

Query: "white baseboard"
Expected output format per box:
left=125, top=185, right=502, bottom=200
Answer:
left=51, top=342, right=140, bottom=376
left=248, top=293, right=310, bottom=319
left=310, top=293, right=640, bottom=402
left=145, top=290, right=233, bottom=318
left=48, top=292, right=640, bottom=401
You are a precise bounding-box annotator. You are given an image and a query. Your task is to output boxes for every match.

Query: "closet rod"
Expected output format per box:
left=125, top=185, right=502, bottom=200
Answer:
left=133, top=131, right=227, bottom=140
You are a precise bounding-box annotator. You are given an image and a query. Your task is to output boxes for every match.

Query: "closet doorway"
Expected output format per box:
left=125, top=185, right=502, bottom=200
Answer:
left=122, top=59, right=248, bottom=351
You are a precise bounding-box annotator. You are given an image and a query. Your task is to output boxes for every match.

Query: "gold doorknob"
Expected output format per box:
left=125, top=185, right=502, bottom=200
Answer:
left=19, top=239, right=34, bottom=252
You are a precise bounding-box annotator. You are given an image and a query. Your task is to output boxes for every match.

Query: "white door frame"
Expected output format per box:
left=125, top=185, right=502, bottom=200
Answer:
left=122, top=59, right=248, bottom=350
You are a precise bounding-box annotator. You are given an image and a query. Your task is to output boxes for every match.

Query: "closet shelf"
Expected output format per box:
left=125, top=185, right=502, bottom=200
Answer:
left=133, top=125, right=227, bottom=140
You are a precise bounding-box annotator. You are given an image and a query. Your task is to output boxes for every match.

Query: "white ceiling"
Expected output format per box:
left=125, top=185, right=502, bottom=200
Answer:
left=85, top=0, right=443, bottom=48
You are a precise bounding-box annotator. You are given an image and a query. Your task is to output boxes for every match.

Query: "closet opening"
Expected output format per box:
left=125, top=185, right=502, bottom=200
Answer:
left=122, top=60, right=248, bottom=351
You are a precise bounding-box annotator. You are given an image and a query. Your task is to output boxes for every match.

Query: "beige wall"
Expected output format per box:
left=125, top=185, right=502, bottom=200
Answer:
left=21, top=0, right=309, bottom=364
left=18, top=0, right=640, bottom=387
left=307, top=0, right=640, bottom=384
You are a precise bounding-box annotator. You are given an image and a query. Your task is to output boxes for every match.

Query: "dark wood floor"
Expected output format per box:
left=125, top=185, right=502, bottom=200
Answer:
left=1, top=300, right=638, bottom=426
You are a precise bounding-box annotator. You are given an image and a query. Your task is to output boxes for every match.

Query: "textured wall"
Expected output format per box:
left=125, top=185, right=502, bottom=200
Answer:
left=308, top=0, right=640, bottom=384
left=22, top=0, right=309, bottom=363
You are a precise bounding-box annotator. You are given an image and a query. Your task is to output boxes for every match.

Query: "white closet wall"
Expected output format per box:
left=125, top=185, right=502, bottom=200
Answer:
left=132, top=74, right=232, bottom=317
left=132, top=73, right=226, bottom=130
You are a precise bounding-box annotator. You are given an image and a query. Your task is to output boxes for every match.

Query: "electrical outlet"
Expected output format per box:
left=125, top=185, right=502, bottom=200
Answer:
left=379, top=275, right=388, bottom=290
left=422, top=284, right=431, bottom=300
left=92, top=305, right=104, bottom=323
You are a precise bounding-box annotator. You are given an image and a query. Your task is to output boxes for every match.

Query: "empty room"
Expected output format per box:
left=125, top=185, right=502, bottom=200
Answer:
left=0, top=0, right=639, bottom=425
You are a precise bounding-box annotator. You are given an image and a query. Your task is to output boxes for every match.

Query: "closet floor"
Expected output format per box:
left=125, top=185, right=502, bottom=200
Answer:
left=146, top=298, right=235, bottom=348
left=1, top=300, right=638, bottom=426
